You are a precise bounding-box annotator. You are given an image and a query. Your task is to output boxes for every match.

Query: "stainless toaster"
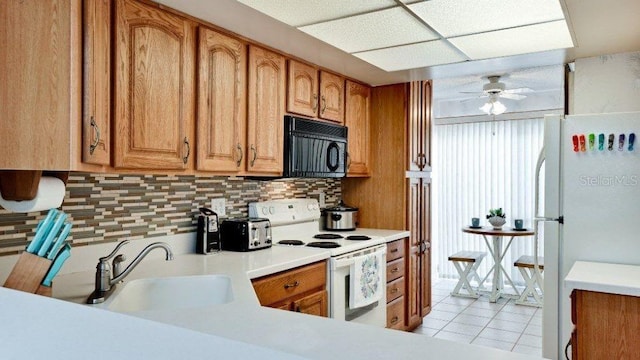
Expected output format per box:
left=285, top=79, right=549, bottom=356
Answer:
left=220, top=218, right=272, bottom=251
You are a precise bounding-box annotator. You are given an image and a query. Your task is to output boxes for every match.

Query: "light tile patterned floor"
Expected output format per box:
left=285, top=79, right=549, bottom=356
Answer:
left=412, top=279, right=543, bottom=356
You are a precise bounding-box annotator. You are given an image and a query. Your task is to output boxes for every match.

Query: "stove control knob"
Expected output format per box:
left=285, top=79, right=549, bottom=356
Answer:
left=253, top=241, right=260, bottom=247
left=269, top=206, right=275, bottom=214
left=261, top=207, right=268, bottom=215
left=266, top=238, right=272, bottom=244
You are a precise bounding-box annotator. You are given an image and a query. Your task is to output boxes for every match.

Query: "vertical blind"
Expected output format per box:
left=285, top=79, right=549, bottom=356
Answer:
left=432, top=117, right=544, bottom=286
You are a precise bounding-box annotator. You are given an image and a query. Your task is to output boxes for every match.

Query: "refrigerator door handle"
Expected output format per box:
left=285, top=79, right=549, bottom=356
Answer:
left=534, top=216, right=564, bottom=224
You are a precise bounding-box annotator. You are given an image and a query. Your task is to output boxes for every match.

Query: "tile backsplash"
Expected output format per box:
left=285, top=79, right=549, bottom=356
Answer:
left=0, top=173, right=341, bottom=255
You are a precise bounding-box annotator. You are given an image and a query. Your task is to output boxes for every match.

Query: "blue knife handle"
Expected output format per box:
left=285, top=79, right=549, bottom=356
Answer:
left=26, top=209, right=58, bottom=253
left=47, top=223, right=72, bottom=260
left=37, top=212, right=68, bottom=257
left=42, top=245, right=71, bottom=287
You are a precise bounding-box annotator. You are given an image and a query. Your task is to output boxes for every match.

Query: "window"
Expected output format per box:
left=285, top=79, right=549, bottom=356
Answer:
left=432, top=113, right=552, bottom=285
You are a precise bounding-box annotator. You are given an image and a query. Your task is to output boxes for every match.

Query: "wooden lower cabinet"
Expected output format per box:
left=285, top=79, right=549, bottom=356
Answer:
left=571, top=289, right=640, bottom=359
left=386, top=238, right=411, bottom=330
left=252, top=261, right=328, bottom=317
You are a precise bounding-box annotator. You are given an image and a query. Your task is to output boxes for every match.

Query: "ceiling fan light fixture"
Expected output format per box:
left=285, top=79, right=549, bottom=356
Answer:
left=480, top=99, right=506, bottom=115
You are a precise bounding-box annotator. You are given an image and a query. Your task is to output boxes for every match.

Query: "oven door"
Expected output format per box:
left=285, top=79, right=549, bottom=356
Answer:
left=329, top=244, right=387, bottom=327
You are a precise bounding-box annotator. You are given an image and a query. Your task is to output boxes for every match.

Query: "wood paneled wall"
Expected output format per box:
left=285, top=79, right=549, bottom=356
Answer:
left=342, top=84, right=407, bottom=230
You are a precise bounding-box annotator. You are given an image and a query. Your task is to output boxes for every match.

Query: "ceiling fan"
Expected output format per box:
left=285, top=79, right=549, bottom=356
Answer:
left=462, top=75, right=533, bottom=101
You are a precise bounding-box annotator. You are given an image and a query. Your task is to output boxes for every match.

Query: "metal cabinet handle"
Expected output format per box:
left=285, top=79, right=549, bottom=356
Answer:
left=89, top=117, right=100, bottom=155
left=235, top=143, right=243, bottom=167
left=391, top=288, right=399, bottom=294
left=391, top=316, right=399, bottom=324
left=346, top=152, right=351, bottom=170
left=250, top=145, right=257, bottom=167
left=284, top=281, right=300, bottom=289
left=183, top=137, right=190, bottom=164
left=390, top=248, right=399, bottom=253
left=391, top=268, right=399, bottom=273
left=321, top=95, right=326, bottom=114
left=312, top=94, right=318, bottom=112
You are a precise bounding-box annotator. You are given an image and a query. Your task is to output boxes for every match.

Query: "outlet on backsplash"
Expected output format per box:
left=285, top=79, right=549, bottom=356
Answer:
left=319, top=192, right=326, bottom=208
left=211, top=198, right=226, bottom=217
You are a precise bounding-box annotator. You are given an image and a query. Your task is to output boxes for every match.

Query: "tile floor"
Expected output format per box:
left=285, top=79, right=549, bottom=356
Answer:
left=412, top=279, right=543, bottom=356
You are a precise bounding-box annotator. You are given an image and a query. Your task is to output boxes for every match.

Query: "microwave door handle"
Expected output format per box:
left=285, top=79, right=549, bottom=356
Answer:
left=326, top=142, right=340, bottom=171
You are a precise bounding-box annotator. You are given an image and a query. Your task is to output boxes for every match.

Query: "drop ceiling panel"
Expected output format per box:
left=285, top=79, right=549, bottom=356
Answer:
left=236, top=0, right=396, bottom=27
left=408, top=0, right=566, bottom=37
left=298, top=7, right=439, bottom=53
left=353, top=41, right=466, bottom=72
left=450, top=20, right=574, bottom=60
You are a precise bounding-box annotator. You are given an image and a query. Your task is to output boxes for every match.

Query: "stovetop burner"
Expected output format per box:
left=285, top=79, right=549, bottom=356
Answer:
left=345, top=235, right=371, bottom=241
left=306, top=241, right=341, bottom=248
left=278, top=240, right=305, bottom=246
left=313, top=233, right=343, bottom=240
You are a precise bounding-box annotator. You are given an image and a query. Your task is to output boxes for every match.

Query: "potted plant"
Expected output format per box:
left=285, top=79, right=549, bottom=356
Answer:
left=486, top=208, right=506, bottom=229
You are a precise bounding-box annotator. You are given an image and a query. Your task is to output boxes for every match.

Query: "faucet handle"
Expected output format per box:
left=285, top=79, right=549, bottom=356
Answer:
left=99, top=240, right=130, bottom=263
left=112, top=254, right=127, bottom=279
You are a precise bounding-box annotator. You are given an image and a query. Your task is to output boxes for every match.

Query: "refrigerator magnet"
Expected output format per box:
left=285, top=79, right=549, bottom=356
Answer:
left=629, top=133, right=636, bottom=151
left=588, top=133, right=595, bottom=150
left=579, top=134, right=586, bottom=152
left=608, top=133, right=615, bottom=151
left=572, top=135, right=579, bottom=152
left=598, top=133, right=605, bottom=151
left=618, top=134, right=626, bottom=151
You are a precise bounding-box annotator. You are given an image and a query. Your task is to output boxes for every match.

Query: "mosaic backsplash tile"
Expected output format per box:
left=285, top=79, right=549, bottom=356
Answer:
left=0, top=173, right=341, bottom=255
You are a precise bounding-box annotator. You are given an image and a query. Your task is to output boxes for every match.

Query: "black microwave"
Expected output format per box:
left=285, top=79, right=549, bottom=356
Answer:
left=283, top=115, right=348, bottom=178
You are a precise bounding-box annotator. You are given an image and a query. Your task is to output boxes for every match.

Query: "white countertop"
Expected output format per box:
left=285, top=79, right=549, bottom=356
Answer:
left=565, top=261, right=640, bottom=297
left=2, top=229, right=545, bottom=359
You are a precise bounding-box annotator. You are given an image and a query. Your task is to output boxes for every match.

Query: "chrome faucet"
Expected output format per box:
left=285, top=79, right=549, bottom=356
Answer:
left=86, top=240, right=174, bottom=304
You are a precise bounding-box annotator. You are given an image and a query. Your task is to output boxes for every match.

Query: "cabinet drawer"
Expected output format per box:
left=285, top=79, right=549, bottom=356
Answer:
left=387, top=258, right=405, bottom=282
left=386, top=239, right=405, bottom=262
left=252, top=261, right=327, bottom=306
left=387, top=276, right=405, bottom=303
left=387, top=296, right=405, bottom=330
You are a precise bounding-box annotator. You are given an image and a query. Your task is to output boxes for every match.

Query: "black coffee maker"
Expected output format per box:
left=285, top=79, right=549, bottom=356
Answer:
left=196, top=207, right=220, bottom=254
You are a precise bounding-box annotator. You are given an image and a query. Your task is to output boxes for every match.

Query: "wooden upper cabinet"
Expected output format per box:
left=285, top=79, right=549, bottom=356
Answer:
left=0, top=0, right=81, bottom=170
left=247, top=45, right=285, bottom=175
left=197, top=27, right=247, bottom=173
left=408, top=81, right=432, bottom=172
left=287, top=60, right=318, bottom=118
left=319, top=71, right=345, bottom=123
left=82, top=0, right=111, bottom=166
left=114, top=0, right=194, bottom=170
left=345, top=80, right=371, bottom=177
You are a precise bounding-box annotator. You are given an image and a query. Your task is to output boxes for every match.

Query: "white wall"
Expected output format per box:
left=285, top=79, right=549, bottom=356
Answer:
left=573, top=51, right=640, bottom=114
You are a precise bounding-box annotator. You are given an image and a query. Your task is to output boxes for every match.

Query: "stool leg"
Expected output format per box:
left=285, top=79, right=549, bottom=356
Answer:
left=515, top=267, right=543, bottom=307
left=451, top=261, right=479, bottom=298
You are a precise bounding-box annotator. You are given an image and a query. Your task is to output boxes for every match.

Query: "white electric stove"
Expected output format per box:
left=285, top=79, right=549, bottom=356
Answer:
left=249, top=199, right=387, bottom=327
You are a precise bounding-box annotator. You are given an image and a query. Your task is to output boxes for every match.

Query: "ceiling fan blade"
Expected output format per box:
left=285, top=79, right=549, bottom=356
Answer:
left=459, top=91, right=484, bottom=94
left=504, top=87, right=534, bottom=94
left=500, top=93, right=526, bottom=100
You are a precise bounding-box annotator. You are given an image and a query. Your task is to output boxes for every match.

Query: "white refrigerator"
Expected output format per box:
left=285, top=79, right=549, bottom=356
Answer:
left=538, top=112, right=640, bottom=359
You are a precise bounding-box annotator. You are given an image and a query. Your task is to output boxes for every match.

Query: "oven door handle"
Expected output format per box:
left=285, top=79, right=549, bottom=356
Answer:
left=331, top=245, right=386, bottom=270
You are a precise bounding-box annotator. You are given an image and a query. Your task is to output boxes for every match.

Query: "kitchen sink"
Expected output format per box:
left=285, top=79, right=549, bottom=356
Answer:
left=107, top=275, right=233, bottom=313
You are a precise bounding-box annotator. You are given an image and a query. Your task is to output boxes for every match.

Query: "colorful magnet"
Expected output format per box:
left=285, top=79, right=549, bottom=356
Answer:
left=608, top=133, right=615, bottom=151
left=618, top=134, right=626, bottom=151
left=579, top=135, right=586, bottom=152
left=588, top=134, right=595, bottom=150
left=572, top=135, right=579, bottom=152
left=629, top=133, right=636, bottom=151
left=598, top=133, right=605, bottom=151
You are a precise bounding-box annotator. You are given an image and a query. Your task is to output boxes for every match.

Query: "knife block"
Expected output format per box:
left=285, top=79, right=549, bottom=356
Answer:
left=3, top=252, right=53, bottom=296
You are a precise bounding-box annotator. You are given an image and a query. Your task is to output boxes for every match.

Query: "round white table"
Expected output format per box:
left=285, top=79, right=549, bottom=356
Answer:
left=462, top=226, right=535, bottom=302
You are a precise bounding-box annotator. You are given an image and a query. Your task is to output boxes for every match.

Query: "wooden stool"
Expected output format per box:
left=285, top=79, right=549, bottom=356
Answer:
left=514, top=255, right=544, bottom=307
left=448, top=251, right=486, bottom=298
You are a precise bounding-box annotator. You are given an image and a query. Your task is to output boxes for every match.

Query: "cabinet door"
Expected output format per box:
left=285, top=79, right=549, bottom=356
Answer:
left=0, top=0, right=80, bottom=170
left=287, top=60, right=318, bottom=118
left=293, top=290, right=328, bottom=317
left=420, top=178, right=432, bottom=316
left=247, top=46, right=285, bottom=175
left=82, top=0, right=111, bottom=166
left=407, top=81, right=431, bottom=172
left=319, top=71, right=344, bottom=123
left=345, top=80, right=371, bottom=177
left=197, top=27, right=246, bottom=173
left=114, top=0, right=194, bottom=170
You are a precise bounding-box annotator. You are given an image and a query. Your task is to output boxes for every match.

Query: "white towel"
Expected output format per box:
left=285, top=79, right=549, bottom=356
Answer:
left=349, top=248, right=384, bottom=309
